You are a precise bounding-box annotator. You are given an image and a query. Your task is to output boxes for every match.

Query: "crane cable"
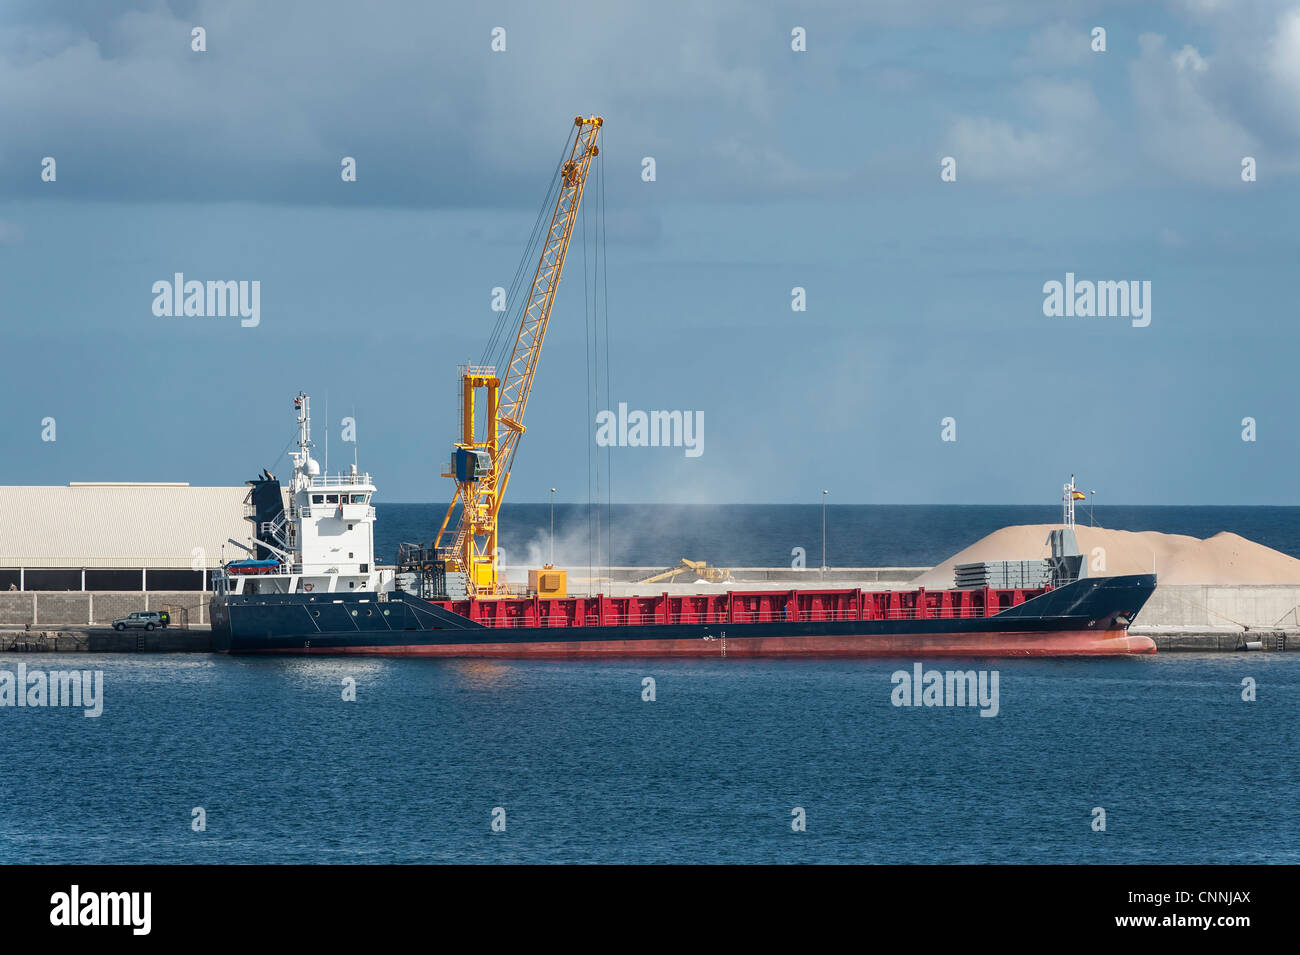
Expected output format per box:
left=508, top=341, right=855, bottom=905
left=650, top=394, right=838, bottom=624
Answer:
left=480, top=125, right=577, bottom=375
left=470, top=125, right=576, bottom=520
left=600, top=139, right=614, bottom=580
left=582, top=135, right=594, bottom=591
left=582, top=129, right=610, bottom=592
left=588, top=131, right=614, bottom=590
left=589, top=142, right=600, bottom=590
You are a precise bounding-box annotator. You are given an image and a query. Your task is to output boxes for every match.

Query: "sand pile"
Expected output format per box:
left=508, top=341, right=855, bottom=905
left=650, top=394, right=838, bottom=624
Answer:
left=911, top=525, right=1300, bottom=589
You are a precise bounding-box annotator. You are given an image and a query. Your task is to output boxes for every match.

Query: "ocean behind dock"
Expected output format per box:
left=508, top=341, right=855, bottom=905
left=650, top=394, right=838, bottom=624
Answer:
left=383, top=503, right=1300, bottom=571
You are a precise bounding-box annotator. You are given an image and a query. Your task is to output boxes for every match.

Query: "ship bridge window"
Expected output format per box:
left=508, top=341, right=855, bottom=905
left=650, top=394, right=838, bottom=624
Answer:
left=326, top=494, right=339, bottom=504
left=350, top=494, right=368, bottom=504
left=312, top=494, right=324, bottom=504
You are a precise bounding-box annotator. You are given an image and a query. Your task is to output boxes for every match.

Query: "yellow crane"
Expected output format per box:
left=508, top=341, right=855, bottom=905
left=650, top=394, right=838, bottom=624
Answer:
left=635, top=559, right=733, bottom=585
left=434, top=115, right=603, bottom=597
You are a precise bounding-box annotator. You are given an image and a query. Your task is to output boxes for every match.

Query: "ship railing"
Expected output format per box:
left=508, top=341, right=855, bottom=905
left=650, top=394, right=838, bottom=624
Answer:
left=259, top=515, right=287, bottom=536
left=398, top=542, right=438, bottom=565
left=309, top=473, right=373, bottom=488
left=469, top=606, right=1013, bottom=627
left=717, top=607, right=1001, bottom=623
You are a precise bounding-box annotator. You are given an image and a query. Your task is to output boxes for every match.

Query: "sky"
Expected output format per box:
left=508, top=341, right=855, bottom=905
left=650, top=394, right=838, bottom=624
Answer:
left=2, top=0, right=1299, bottom=505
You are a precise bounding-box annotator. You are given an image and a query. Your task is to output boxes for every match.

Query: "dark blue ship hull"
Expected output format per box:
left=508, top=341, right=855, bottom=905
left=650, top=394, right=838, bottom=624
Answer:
left=210, top=574, right=1158, bottom=657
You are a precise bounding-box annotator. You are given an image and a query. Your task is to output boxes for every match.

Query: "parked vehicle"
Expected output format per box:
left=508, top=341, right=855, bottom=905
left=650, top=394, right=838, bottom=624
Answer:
left=112, top=611, right=169, bottom=631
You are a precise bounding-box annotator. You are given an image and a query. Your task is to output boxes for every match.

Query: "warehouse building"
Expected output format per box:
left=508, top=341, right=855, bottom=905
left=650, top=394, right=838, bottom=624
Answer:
left=0, top=483, right=250, bottom=592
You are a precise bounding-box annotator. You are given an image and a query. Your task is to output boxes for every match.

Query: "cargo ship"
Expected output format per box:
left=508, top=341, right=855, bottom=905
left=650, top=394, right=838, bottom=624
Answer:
left=209, top=396, right=1156, bottom=657
left=210, top=120, right=1155, bottom=657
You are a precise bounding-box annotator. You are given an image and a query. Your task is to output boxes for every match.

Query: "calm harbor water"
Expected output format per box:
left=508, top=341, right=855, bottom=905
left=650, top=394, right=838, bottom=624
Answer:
left=1, top=652, right=1295, bottom=864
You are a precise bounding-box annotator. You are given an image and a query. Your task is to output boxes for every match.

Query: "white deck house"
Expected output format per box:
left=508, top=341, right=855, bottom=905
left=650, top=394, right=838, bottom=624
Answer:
left=214, top=394, right=394, bottom=598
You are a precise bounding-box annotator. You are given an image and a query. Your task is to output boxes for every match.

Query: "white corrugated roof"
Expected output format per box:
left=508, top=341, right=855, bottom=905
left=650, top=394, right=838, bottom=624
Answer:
left=0, top=485, right=254, bottom=568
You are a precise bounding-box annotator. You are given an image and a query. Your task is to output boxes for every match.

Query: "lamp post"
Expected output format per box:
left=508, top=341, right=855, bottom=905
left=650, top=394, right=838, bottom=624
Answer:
left=549, top=488, right=556, bottom=567
left=1089, top=490, right=1096, bottom=527
left=821, top=489, right=829, bottom=580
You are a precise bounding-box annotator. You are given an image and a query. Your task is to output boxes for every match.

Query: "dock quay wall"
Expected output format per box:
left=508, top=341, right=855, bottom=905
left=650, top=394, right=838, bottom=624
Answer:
left=0, top=591, right=208, bottom=628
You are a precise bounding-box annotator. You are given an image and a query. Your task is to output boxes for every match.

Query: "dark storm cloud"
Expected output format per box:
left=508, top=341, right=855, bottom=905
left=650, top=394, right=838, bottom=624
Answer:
left=1, top=0, right=1158, bottom=209
left=0, top=0, right=842, bottom=207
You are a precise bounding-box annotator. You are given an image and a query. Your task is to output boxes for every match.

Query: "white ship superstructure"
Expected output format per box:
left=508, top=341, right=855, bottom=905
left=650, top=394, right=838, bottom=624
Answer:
left=214, top=393, right=394, bottom=598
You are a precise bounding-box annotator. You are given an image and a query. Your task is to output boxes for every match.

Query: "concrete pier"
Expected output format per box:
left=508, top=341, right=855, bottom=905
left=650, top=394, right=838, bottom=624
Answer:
left=0, top=590, right=208, bottom=627
left=1, top=626, right=211, bottom=652
left=1133, top=627, right=1292, bottom=652
left=1129, top=584, right=1300, bottom=651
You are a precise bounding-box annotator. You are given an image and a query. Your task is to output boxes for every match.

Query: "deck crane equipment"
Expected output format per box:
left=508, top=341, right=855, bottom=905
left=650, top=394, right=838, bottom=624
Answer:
left=634, top=559, right=734, bottom=586
left=432, top=115, right=603, bottom=598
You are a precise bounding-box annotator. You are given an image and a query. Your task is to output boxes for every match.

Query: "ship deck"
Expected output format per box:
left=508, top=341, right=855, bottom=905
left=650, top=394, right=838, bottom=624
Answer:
left=427, top=584, right=1051, bottom=629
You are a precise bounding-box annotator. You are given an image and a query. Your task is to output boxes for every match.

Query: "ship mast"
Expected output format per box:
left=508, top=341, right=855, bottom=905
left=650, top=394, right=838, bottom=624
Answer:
left=1062, top=474, right=1078, bottom=527
left=290, top=392, right=316, bottom=493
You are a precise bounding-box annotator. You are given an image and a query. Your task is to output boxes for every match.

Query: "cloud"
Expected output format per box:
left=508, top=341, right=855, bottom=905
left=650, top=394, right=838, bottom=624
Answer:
left=0, top=0, right=825, bottom=208
left=944, top=79, right=1109, bottom=185
left=1129, top=33, right=1263, bottom=184
left=1267, top=8, right=1300, bottom=101
left=1015, top=22, right=1094, bottom=70
left=1128, top=6, right=1300, bottom=182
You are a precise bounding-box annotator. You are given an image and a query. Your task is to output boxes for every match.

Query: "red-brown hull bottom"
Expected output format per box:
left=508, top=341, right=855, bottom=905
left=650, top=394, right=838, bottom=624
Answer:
left=246, top=629, right=1156, bottom=658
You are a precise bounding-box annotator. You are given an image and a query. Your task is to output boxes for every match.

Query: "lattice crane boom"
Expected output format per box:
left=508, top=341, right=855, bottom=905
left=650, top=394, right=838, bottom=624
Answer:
left=434, top=115, right=602, bottom=597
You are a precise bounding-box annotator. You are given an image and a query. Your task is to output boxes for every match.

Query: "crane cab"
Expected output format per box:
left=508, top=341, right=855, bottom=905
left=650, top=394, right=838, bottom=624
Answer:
left=453, top=448, right=492, bottom=483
